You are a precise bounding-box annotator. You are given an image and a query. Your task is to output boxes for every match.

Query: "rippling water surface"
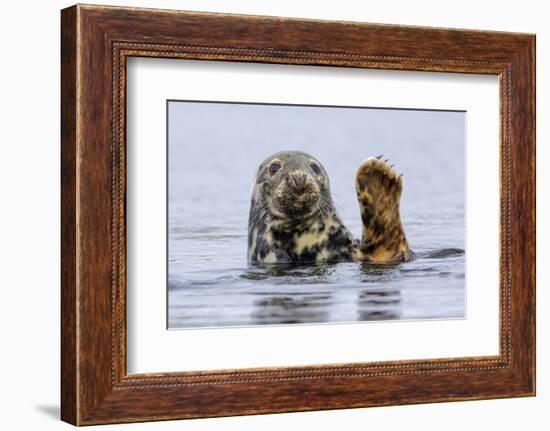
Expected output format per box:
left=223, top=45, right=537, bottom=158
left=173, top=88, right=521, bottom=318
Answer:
left=168, top=102, right=465, bottom=328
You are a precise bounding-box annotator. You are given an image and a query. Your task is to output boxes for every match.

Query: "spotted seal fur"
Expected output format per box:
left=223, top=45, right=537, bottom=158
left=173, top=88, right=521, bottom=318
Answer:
left=247, top=151, right=413, bottom=265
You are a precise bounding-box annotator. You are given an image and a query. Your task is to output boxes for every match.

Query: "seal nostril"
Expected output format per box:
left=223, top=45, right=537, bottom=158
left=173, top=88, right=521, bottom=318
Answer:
left=290, top=173, right=308, bottom=191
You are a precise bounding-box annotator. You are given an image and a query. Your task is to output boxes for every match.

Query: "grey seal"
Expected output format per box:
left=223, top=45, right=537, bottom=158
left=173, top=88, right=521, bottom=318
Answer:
left=247, top=151, right=413, bottom=265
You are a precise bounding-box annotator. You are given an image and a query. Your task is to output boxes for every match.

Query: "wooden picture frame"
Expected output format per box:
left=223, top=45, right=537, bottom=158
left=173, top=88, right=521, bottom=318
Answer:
left=61, top=4, right=535, bottom=425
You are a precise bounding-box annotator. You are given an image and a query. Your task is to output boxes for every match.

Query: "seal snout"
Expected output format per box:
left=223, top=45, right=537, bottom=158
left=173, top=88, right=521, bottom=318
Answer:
left=288, top=171, right=313, bottom=194
left=272, top=169, right=321, bottom=218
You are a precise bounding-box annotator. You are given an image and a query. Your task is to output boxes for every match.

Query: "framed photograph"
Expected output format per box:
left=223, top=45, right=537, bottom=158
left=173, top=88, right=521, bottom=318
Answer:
left=61, top=4, right=535, bottom=425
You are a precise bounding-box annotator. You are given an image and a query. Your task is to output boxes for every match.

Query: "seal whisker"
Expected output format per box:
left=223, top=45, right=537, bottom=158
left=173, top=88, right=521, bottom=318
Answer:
left=249, top=208, right=272, bottom=225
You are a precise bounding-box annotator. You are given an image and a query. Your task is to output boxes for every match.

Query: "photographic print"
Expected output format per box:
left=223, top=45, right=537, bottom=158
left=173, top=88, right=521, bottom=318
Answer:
left=168, top=101, right=465, bottom=329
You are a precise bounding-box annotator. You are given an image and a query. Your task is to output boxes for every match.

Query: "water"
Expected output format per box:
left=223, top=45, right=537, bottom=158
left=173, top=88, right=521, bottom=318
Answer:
left=168, top=102, right=465, bottom=329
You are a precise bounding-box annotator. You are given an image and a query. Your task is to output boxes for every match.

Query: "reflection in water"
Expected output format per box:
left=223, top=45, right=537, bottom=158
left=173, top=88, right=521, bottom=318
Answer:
left=251, top=294, right=332, bottom=325
left=248, top=263, right=404, bottom=325
left=247, top=265, right=334, bottom=325
left=355, top=262, right=402, bottom=320
left=168, top=248, right=465, bottom=328
left=356, top=288, right=402, bottom=321
left=241, top=264, right=335, bottom=282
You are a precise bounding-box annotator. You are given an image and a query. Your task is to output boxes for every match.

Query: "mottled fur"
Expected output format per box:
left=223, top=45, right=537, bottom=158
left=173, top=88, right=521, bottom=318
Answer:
left=247, top=151, right=412, bottom=265
left=355, top=157, right=414, bottom=262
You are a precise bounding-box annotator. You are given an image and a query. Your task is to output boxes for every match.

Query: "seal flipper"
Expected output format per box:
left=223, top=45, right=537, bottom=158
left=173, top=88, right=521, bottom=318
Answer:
left=354, top=157, right=413, bottom=262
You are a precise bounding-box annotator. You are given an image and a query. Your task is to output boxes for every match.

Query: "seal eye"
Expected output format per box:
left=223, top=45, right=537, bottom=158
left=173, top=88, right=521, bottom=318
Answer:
left=310, top=163, right=321, bottom=175
left=269, top=162, right=281, bottom=174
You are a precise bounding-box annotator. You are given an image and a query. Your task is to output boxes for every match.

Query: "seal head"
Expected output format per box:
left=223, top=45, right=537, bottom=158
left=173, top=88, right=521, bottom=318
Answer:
left=259, top=152, right=327, bottom=220
left=248, top=151, right=355, bottom=264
